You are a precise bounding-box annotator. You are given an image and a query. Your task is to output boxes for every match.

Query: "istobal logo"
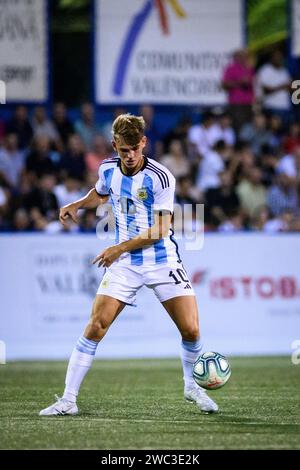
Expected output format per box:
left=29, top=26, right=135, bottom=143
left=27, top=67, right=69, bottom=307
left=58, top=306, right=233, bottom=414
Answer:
left=113, top=0, right=186, bottom=96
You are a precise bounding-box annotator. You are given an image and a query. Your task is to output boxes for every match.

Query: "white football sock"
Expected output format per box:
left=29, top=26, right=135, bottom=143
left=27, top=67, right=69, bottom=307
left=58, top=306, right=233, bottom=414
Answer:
left=181, top=338, right=203, bottom=389
left=62, top=336, right=98, bottom=403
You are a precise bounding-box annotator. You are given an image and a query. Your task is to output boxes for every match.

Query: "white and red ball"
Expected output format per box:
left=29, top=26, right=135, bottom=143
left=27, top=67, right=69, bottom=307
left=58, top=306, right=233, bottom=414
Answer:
left=193, top=352, right=231, bottom=390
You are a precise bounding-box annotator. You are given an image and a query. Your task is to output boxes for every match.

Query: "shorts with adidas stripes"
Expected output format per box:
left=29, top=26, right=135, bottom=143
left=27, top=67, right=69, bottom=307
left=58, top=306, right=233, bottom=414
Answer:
left=97, top=261, right=195, bottom=305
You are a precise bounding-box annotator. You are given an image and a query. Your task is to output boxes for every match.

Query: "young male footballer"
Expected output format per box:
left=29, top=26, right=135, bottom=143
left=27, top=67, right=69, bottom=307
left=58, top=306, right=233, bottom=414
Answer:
left=39, top=114, right=218, bottom=415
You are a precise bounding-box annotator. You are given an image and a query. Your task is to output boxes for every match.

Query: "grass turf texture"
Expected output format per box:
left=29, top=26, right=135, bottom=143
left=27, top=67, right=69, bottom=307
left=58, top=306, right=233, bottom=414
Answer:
left=0, top=357, right=299, bottom=450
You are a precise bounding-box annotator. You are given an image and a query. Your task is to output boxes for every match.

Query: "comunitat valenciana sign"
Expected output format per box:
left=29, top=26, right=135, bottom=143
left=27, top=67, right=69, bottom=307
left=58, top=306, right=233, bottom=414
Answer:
left=0, top=0, right=48, bottom=102
left=94, top=0, right=244, bottom=105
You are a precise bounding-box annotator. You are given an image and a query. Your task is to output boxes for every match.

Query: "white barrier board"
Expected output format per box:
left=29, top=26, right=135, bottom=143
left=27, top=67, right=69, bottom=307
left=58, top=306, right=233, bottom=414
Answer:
left=0, top=234, right=299, bottom=359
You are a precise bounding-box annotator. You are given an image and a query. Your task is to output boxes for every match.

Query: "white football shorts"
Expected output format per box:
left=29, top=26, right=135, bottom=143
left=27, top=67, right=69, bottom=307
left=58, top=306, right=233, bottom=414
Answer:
left=97, top=261, right=195, bottom=305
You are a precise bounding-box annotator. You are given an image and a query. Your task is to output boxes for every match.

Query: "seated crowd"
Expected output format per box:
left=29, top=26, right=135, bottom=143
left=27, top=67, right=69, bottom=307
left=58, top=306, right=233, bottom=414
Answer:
left=0, top=102, right=299, bottom=233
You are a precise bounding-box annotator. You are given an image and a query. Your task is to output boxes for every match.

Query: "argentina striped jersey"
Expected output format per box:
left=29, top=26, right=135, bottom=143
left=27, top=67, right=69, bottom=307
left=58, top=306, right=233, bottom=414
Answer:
left=95, top=156, right=180, bottom=266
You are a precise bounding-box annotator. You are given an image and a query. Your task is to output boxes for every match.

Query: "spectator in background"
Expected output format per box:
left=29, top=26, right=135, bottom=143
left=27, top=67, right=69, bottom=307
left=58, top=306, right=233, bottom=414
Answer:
left=188, top=111, right=220, bottom=157
left=285, top=211, right=300, bottom=232
left=196, top=140, right=227, bottom=192
left=6, top=105, right=33, bottom=149
left=175, top=175, right=200, bottom=206
left=239, top=112, right=273, bottom=156
left=0, top=185, right=8, bottom=212
left=75, top=102, right=102, bottom=150
left=60, top=134, right=86, bottom=181
left=212, top=111, right=236, bottom=147
left=256, top=50, right=291, bottom=127
left=218, top=210, right=244, bottom=232
left=54, top=174, right=84, bottom=208
left=0, top=133, right=25, bottom=187
left=32, top=106, right=60, bottom=147
left=222, top=49, right=255, bottom=132
left=10, top=172, right=33, bottom=214
left=267, top=172, right=298, bottom=216
left=79, top=209, right=98, bottom=233
left=12, top=208, right=31, bottom=232
left=0, top=175, right=10, bottom=227
left=282, top=122, right=300, bottom=154
left=139, top=104, right=161, bottom=156
left=204, top=171, right=240, bottom=229
left=250, top=205, right=271, bottom=231
left=236, top=167, right=267, bottom=218
left=83, top=170, right=99, bottom=193
left=250, top=206, right=298, bottom=233
left=268, top=114, right=284, bottom=150
left=159, top=139, right=191, bottom=179
left=52, top=102, right=74, bottom=146
left=228, top=142, right=255, bottom=184
left=22, top=173, right=59, bottom=221
left=163, top=116, right=192, bottom=153
left=174, top=175, right=200, bottom=234
left=277, top=145, right=300, bottom=180
left=0, top=119, right=5, bottom=145
left=26, top=135, right=57, bottom=178
left=85, top=135, right=110, bottom=173
left=259, top=144, right=278, bottom=187
left=263, top=209, right=293, bottom=233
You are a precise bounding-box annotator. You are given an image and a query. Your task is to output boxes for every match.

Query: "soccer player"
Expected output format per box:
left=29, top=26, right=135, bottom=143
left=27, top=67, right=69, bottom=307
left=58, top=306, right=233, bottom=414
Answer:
left=39, top=114, right=218, bottom=415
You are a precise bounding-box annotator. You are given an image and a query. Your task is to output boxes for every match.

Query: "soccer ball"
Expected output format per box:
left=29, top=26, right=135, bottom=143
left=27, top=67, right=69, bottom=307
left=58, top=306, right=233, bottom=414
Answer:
left=193, top=351, right=231, bottom=390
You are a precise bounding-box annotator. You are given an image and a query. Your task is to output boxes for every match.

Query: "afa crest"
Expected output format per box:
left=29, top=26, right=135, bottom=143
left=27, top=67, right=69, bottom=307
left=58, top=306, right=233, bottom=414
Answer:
left=137, top=187, right=148, bottom=200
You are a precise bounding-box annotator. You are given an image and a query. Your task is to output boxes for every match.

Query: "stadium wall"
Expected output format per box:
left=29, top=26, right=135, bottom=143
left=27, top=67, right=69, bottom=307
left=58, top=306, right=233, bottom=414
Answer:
left=0, top=234, right=299, bottom=360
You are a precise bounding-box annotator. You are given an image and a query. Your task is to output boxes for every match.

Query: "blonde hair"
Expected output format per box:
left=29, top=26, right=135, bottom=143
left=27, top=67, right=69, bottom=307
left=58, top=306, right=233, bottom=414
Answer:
left=112, top=113, right=145, bottom=146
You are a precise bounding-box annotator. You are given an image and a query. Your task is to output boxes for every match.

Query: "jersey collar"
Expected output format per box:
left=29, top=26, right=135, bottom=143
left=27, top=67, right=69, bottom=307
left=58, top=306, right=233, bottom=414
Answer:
left=117, top=156, right=148, bottom=176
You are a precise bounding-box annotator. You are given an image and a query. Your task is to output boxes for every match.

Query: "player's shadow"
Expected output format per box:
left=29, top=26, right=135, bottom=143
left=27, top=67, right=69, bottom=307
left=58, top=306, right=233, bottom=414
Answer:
left=212, top=413, right=265, bottom=424
left=189, top=411, right=269, bottom=425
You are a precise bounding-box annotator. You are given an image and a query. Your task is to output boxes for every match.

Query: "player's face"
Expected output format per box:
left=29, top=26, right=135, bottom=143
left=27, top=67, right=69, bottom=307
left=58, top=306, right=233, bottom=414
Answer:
left=113, top=136, right=147, bottom=170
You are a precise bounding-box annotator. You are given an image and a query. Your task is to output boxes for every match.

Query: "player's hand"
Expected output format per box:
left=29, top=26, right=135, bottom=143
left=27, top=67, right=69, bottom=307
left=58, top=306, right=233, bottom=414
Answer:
left=59, top=204, right=79, bottom=226
left=92, top=245, right=123, bottom=268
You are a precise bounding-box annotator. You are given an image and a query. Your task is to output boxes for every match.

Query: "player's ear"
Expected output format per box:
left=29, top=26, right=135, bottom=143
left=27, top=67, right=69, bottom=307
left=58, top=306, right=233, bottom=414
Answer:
left=112, top=140, right=117, bottom=150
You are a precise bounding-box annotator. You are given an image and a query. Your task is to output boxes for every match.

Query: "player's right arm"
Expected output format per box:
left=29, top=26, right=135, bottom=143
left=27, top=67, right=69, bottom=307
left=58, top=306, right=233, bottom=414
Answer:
left=59, top=189, right=109, bottom=226
left=60, top=163, right=110, bottom=226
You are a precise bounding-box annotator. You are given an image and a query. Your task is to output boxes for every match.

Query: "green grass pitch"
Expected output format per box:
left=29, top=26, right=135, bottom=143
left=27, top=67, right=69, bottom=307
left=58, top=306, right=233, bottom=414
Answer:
left=1, top=357, right=299, bottom=450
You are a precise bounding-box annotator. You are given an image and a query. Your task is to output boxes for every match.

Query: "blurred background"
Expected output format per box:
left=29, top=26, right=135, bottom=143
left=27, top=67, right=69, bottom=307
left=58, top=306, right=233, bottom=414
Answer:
left=0, top=0, right=300, bottom=361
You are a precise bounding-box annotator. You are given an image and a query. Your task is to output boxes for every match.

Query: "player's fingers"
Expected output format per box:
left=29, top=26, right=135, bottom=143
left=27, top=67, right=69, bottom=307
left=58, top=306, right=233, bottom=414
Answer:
left=69, top=212, right=78, bottom=224
left=103, top=257, right=113, bottom=268
left=59, top=210, right=69, bottom=222
left=59, top=214, right=68, bottom=225
left=99, top=254, right=112, bottom=267
left=92, top=252, right=104, bottom=264
left=98, top=258, right=106, bottom=267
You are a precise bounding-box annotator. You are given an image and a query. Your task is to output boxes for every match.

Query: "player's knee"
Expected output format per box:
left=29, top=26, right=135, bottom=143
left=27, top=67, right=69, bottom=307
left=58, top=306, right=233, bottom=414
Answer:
left=181, top=325, right=199, bottom=342
left=88, top=316, right=110, bottom=336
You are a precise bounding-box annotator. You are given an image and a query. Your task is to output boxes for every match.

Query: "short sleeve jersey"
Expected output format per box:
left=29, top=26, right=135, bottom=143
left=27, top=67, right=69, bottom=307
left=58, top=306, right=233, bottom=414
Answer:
left=95, top=156, right=180, bottom=266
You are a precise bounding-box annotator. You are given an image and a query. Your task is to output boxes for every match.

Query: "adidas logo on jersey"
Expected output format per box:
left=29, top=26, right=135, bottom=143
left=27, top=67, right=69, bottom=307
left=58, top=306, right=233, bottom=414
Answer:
left=184, top=283, right=192, bottom=289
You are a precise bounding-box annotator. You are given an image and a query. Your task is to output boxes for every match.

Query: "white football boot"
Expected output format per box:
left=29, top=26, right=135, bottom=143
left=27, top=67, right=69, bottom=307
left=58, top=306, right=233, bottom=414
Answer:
left=39, top=395, right=78, bottom=416
left=184, top=385, right=219, bottom=413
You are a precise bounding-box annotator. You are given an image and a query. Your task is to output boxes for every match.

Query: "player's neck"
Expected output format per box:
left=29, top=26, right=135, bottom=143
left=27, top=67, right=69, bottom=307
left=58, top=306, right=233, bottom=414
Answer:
left=120, top=156, right=145, bottom=176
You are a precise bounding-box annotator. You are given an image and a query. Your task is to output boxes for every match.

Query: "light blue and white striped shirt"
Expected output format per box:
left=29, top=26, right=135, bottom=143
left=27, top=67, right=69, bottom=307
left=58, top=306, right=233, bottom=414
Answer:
left=95, top=156, right=181, bottom=266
